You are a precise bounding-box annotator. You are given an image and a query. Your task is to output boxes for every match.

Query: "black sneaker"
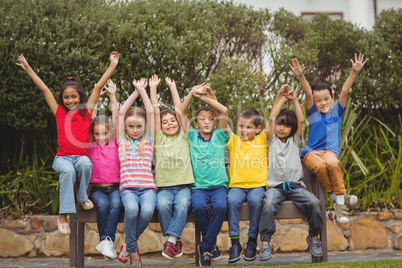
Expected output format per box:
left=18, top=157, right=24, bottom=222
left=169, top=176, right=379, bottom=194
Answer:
left=211, top=245, right=222, bottom=261
left=243, top=241, right=257, bottom=261
left=228, top=243, right=242, bottom=263
left=197, top=245, right=212, bottom=266
left=306, top=236, right=323, bottom=257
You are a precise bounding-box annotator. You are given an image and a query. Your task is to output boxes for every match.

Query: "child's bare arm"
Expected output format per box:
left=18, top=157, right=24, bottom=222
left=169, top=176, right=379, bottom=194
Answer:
left=133, top=79, right=155, bottom=139
left=105, top=79, right=118, bottom=129
left=179, top=84, right=206, bottom=132
left=267, top=95, right=288, bottom=141
left=339, top=53, right=367, bottom=108
left=87, top=52, right=119, bottom=115
left=16, top=54, right=58, bottom=114
left=115, top=87, right=140, bottom=139
left=265, top=84, right=291, bottom=136
left=149, top=74, right=161, bottom=133
left=165, top=77, right=182, bottom=109
left=286, top=90, right=304, bottom=140
left=289, top=58, right=313, bottom=111
left=90, top=83, right=108, bottom=121
left=195, top=93, right=228, bottom=133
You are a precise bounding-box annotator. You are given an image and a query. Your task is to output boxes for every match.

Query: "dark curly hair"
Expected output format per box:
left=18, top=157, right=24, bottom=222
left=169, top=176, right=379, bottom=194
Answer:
left=57, top=76, right=88, bottom=119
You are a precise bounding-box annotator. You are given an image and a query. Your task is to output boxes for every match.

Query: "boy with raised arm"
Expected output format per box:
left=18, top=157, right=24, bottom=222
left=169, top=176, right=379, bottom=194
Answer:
left=290, top=53, right=367, bottom=224
left=179, top=85, right=229, bottom=267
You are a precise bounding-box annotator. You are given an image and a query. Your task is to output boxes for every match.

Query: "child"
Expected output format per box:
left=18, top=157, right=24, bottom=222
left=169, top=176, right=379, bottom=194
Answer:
left=150, top=75, right=195, bottom=260
left=259, top=85, right=323, bottom=261
left=180, top=84, right=229, bottom=267
left=88, top=79, right=121, bottom=260
left=116, top=78, right=156, bottom=266
left=16, top=52, right=119, bottom=235
left=226, top=107, right=268, bottom=263
left=290, top=53, right=367, bottom=223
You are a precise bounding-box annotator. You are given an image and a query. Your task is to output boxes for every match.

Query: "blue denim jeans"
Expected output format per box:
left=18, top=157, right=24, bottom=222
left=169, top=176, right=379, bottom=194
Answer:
left=120, top=188, right=156, bottom=253
left=52, top=155, right=92, bottom=214
left=259, top=185, right=323, bottom=242
left=89, top=185, right=122, bottom=242
left=156, top=185, right=191, bottom=239
left=227, top=187, right=265, bottom=239
left=191, top=186, right=227, bottom=252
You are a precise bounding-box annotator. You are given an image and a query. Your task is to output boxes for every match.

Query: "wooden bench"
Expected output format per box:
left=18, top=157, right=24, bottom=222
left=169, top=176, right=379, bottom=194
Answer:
left=69, top=152, right=328, bottom=267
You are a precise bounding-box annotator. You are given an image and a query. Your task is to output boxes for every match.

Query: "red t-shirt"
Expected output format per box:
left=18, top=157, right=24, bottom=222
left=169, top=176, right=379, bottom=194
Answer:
left=55, top=105, right=90, bottom=157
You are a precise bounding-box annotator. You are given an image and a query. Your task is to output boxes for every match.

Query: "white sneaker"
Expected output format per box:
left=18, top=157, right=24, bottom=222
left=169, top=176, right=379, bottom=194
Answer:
left=345, top=195, right=358, bottom=207
left=96, top=236, right=117, bottom=260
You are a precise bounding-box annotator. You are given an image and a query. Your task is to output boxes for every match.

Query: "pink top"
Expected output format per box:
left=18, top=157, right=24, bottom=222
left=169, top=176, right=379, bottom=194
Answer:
left=55, top=105, right=90, bottom=157
left=89, top=138, right=120, bottom=184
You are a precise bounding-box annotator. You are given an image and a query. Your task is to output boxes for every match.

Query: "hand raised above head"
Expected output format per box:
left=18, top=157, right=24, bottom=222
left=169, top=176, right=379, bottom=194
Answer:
left=279, top=84, right=291, bottom=95
left=165, top=77, right=176, bottom=88
left=105, top=79, right=117, bottom=95
left=289, top=58, right=304, bottom=78
left=285, top=89, right=297, bottom=100
left=110, top=51, right=119, bottom=65
left=149, top=74, right=161, bottom=88
left=192, top=83, right=207, bottom=95
left=132, top=78, right=147, bottom=90
left=351, top=53, right=367, bottom=73
left=16, top=54, right=30, bottom=70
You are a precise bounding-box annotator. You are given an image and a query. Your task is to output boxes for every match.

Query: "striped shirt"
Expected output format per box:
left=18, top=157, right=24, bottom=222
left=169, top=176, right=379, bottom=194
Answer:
left=118, top=134, right=156, bottom=190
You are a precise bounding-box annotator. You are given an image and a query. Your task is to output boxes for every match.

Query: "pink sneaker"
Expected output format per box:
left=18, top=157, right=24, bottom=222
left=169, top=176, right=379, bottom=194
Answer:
left=175, top=240, right=184, bottom=258
left=81, top=199, right=94, bottom=210
left=57, top=218, right=70, bottom=235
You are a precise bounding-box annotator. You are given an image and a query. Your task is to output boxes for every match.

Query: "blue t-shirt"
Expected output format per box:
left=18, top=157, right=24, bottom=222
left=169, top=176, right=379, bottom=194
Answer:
left=187, top=126, right=229, bottom=189
left=300, top=101, right=345, bottom=158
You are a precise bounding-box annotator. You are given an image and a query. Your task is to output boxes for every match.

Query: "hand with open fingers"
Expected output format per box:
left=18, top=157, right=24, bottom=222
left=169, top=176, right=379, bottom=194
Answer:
left=289, top=58, right=304, bottom=78
left=149, top=74, right=161, bottom=88
left=133, top=78, right=147, bottom=90
left=110, top=51, right=119, bottom=65
left=165, top=77, right=176, bottom=88
left=351, top=53, right=367, bottom=73
left=16, top=54, right=30, bottom=70
left=105, top=79, right=117, bottom=95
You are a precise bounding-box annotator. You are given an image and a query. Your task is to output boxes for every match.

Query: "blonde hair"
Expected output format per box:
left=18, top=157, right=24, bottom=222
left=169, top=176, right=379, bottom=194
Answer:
left=121, top=107, right=147, bottom=159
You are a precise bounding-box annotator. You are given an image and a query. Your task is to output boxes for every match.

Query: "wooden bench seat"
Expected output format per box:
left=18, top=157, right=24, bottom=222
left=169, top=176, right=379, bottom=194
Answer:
left=69, top=152, right=328, bottom=267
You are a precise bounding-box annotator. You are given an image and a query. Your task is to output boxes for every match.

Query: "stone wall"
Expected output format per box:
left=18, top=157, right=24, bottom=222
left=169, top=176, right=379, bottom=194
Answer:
left=0, top=210, right=401, bottom=258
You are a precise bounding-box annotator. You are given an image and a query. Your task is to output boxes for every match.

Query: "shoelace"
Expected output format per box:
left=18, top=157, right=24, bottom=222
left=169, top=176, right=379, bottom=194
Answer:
left=260, top=245, right=270, bottom=253
left=202, top=251, right=213, bottom=261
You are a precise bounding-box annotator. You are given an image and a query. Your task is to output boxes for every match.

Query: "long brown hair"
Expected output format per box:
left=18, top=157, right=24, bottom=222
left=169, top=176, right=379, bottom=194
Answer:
left=121, top=107, right=147, bottom=159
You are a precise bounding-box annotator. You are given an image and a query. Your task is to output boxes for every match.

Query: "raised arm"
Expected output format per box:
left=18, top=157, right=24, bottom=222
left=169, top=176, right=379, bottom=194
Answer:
left=149, top=74, right=161, bottom=133
left=87, top=51, right=119, bottom=115
left=133, top=79, right=155, bottom=139
left=178, top=84, right=206, bottom=132
left=285, top=90, right=304, bottom=140
left=290, top=58, right=313, bottom=112
left=265, top=84, right=291, bottom=136
left=115, top=88, right=140, bottom=139
left=267, top=94, right=288, bottom=141
left=339, top=53, right=367, bottom=108
left=165, top=77, right=190, bottom=133
left=16, top=54, right=58, bottom=114
left=90, top=83, right=108, bottom=121
left=195, top=93, right=228, bottom=133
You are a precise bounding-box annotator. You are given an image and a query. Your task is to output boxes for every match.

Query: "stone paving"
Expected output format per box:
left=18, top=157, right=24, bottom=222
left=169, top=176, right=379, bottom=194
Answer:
left=0, top=250, right=401, bottom=267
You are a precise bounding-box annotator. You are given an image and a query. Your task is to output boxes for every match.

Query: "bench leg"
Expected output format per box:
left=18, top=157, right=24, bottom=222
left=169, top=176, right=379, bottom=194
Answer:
left=195, top=222, right=201, bottom=266
left=69, top=214, right=77, bottom=267
left=77, top=222, right=85, bottom=268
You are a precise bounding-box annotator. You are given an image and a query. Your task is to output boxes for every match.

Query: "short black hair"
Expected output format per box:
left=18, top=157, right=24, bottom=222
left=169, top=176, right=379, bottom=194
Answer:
left=240, top=109, right=261, bottom=127
left=194, top=106, right=215, bottom=122
left=311, top=82, right=333, bottom=97
left=276, top=108, right=298, bottom=137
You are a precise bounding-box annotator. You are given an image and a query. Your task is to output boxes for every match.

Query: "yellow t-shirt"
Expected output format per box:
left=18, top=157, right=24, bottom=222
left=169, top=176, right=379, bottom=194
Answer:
left=226, top=131, right=268, bottom=188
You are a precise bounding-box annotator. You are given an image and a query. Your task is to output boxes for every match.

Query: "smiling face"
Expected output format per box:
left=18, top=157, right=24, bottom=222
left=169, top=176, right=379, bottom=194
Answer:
left=62, top=86, right=80, bottom=110
left=312, top=89, right=334, bottom=114
left=275, top=122, right=292, bottom=143
left=93, top=124, right=111, bottom=146
left=161, top=113, right=180, bottom=136
left=194, top=110, right=216, bottom=134
left=125, top=115, right=146, bottom=140
left=237, top=116, right=261, bottom=141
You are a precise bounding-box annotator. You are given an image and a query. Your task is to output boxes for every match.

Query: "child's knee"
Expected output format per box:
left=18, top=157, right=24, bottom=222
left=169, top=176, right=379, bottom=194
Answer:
left=325, top=158, right=340, bottom=168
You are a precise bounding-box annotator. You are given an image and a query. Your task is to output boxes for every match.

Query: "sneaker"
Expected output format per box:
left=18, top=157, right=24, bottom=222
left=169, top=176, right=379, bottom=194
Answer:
left=306, top=236, right=323, bottom=257
left=243, top=241, right=257, bottom=261
left=162, top=241, right=176, bottom=260
left=333, top=203, right=349, bottom=224
left=259, top=244, right=272, bottom=261
left=210, top=245, right=222, bottom=261
left=228, top=243, right=242, bottom=263
left=96, top=236, right=117, bottom=260
left=197, top=245, right=212, bottom=266
left=81, top=199, right=94, bottom=210
left=175, top=240, right=183, bottom=258
left=345, top=195, right=358, bottom=207
left=57, top=218, right=70, bottom=235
